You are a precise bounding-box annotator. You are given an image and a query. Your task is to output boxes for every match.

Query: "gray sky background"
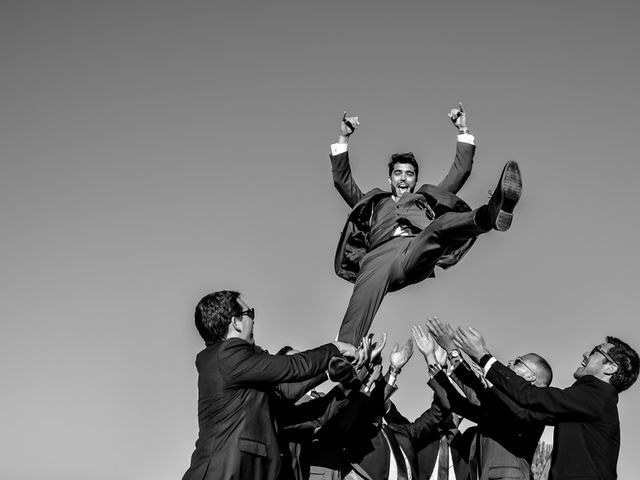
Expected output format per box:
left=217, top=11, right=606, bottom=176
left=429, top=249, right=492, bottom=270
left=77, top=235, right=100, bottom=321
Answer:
left=2, top=1, right=640, bottom=479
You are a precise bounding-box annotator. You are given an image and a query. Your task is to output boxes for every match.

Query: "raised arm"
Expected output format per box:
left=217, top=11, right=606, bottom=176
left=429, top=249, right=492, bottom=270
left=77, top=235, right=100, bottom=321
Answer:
left=438, top=102, right=475, bottom=194
left=330, top=111, right=365, bottom=208
left=454, top=326, right=608, bottom=421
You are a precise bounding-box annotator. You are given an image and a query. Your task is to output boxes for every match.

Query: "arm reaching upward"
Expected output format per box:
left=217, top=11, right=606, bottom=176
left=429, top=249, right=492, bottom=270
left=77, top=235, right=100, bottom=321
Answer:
left=438, top=102, right=475, bottom=193
left=330, top=111, right=365, bottom=208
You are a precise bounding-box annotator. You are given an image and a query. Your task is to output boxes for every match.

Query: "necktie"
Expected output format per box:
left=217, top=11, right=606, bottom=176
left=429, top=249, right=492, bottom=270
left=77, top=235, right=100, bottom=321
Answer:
left=437, top=434, right=450, bottom=480
left=383, top=426, right=409, bottom=480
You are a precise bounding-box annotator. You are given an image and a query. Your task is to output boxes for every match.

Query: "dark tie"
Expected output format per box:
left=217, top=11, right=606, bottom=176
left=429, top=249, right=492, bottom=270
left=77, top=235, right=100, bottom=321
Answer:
left=437, top=434, right=450, bottom=480
left=383, top=426, right=409, bottom=480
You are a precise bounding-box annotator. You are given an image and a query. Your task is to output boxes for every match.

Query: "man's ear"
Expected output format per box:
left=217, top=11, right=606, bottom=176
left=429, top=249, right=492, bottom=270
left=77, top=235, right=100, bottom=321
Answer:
left=525, top=372, right=537, bottom=384
left=603, top=363, right=619, bottom=376
left=230, top=317, right=242, bottom=333
left=388, top=177, right=392, bottom=185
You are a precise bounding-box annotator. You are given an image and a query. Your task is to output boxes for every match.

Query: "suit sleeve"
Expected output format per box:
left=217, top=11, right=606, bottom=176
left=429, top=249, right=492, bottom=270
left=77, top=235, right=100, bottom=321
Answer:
left=331, top=151, right=365, bottom=208
left=278, top=386, right=350, bottom=431
left=276, top=372, right=328, bottom=402
left=394, top=380, right=449, bottom=446
left=487, top=388, right=556, bottom=424
left=219, top=339, right=340, bottom=386
left=450, top=361, right=486, bottom=407
left=437, top=142, right=475, bottom=194
left=486, top=360, right=607, bottom=421
left=432, top=369, right=482, bottom=423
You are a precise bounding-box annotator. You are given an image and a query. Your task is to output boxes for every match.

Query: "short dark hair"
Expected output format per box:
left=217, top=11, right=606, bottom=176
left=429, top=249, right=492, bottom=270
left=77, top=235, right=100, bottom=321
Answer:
left=606, top=336, right=640, bottom=392
left=528, top=353, right=553, bottom=387
left=194, top=290, right=242, bottom=344
left=387, top=152, right=419, bottom=178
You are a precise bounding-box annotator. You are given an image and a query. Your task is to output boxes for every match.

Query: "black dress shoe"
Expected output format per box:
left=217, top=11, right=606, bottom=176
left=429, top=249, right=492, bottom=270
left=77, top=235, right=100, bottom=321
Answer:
left=488, top=160, right=522, bottom=231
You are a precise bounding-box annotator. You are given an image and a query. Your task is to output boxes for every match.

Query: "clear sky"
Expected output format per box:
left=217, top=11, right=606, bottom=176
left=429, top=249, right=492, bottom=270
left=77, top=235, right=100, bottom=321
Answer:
left=2, top=1, right=639, bottom=479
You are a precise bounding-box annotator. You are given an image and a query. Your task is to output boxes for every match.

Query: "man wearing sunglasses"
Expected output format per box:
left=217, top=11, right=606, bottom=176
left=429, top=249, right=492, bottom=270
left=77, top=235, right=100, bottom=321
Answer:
left=182, top=290, right=358, bottom=480
left=454, top=327, right=640, bottom=480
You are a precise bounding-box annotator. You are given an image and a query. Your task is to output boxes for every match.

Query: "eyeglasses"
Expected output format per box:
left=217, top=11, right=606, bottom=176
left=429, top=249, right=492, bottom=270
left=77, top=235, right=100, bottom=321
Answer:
left=515, top=357, right=535, bottom=376
left=238, top=308, right=255, bottom=320
left=589, top=345, right=618, bottom=368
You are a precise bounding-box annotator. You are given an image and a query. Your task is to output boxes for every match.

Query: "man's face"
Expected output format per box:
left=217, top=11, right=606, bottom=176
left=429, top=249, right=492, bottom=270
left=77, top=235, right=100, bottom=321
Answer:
left=236, top=296, right=255, bottom=345
left=507, top=354, right=537, bottom=381
left=388, top=163, right=417, bottom=198
left=573, top=342, right=615, bottom=379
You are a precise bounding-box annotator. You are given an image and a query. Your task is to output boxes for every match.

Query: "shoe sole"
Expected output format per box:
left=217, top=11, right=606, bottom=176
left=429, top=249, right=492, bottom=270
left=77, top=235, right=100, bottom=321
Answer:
left=495, top=161, right=522, bottom=232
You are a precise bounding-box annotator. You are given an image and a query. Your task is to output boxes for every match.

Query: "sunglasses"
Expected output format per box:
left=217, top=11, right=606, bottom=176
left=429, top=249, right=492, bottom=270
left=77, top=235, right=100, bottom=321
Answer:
left=589, top=345, right=618, bottom=367
left=515, top=357, right=535, bottom=376
left=238, top=308, right=255, bottom=320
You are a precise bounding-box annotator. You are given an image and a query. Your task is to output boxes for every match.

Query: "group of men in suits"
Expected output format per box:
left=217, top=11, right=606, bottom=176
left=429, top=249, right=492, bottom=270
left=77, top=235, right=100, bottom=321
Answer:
left=181, top=286, right=640, bottom=480
left=182, top=286, right=639, bottom=480
left=182, top=105, right=640, bottom=479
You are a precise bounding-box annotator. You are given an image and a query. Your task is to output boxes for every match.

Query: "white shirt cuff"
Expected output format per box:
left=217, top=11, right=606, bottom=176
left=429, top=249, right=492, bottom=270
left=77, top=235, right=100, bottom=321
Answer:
left=457, top=133, right=475, bottom=145
left=331, top=143, right=348, bottom=156
left=483, top=357, right=497, bottom=375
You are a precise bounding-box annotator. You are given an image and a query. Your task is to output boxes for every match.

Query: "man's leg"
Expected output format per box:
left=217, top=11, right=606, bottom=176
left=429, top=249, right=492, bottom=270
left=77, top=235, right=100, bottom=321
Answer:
left=337, top=239, right=408, bottom=344
left=399, top=209, right=486, bottom=285
left=400, top=160, right=522, bottom=285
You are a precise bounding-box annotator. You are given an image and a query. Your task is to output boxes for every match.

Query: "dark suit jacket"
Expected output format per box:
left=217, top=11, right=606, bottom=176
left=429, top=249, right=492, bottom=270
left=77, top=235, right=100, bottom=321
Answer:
left=330, top=142, right=477, bottom=283
left=339, top=379, right=452, bottom=480
left=434, top=364, right=550, bottom=480
left=486, top=360, right=620, bottom=480
left=182, top=338, right=340, bottom=480
left=345, top=400, right=448, bottom=480
left=416, top=420, right=475, bottom=480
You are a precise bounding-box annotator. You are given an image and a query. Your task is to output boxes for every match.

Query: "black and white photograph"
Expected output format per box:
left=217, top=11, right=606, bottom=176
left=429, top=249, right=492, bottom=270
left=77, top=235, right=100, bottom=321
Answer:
left=2, top=1, right=639, bottom=479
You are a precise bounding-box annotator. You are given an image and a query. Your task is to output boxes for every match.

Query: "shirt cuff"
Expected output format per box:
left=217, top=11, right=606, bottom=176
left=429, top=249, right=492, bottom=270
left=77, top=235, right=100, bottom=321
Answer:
left=331, top=143, right=348, bottom=156
left=457, top=133, right=475, bottom=145
left=483, top=357, right=498, bottom=375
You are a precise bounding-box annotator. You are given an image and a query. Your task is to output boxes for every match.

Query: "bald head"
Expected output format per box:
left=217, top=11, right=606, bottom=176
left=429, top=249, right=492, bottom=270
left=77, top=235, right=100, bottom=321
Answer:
left=509, top=353, right=553, bottom=387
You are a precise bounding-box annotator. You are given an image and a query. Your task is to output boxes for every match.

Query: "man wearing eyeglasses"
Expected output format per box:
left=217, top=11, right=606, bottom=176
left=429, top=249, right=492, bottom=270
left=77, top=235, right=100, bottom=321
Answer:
left=421, top=320, right=553, bottom=480
left=453, top=327, right=640, bottom=480
left=182, top=290, right=358, bottom=480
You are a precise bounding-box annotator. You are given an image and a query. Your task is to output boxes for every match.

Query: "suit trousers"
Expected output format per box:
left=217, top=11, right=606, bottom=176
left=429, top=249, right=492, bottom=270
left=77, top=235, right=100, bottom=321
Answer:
left=337, top=209, right=486, bottom=344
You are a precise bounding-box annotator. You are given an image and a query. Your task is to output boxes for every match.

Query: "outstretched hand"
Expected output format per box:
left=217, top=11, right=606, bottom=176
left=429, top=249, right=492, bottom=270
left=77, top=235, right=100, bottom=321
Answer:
left=426, top=316, right=457, bottom=353
left=390, top=339, right=414, bottom=370
left=411, top=325, right=447, bottom=366
left=453, top=326, right=491, bottom=363
left=353, top=332, right=387, bottom=370
left=412, top=324, right=436, bottom=358
left=332, top=341, right=358, bottom=361
left=448, top=102, right=467, bottom=130
left=370, top=332, right=388, bottom=364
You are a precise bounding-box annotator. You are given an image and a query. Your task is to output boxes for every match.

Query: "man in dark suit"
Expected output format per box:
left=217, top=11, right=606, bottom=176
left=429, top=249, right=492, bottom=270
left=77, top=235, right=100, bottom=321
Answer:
left=416, top=414, right=475, bottom=480
left=454, top=326, right=640, bottom=480
left=344, top=397, right=451, bottom=480
left=331, top=106, right=523, bottom=344
left=181, top=290, right=357, bottom=480
left=323, top=335, right=460, bottom=480
left=426, top=318, right=553, bottom=480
